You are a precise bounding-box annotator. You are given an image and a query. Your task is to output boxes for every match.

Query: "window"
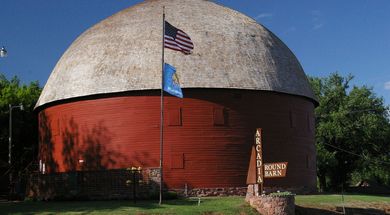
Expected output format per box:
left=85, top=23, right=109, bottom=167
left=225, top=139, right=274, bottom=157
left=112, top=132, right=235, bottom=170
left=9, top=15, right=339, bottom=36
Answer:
left=171, top=153, right=184, bottom=169
left=290, top=111, right=297, bottom=128
left=213, top=107, right=227, bottom=126
left=168, top=108, right=182, bottom=126
left=306, top=155, right=311, bottom=168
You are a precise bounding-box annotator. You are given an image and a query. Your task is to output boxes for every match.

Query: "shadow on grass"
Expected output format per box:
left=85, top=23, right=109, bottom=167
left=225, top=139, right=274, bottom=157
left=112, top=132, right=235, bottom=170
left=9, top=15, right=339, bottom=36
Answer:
left=304, top=193, right=390, bottom=198
left=336, top=207, right=388, bottom=215
left=296, top=205, right=388, bottom=215
left=343, top=193, right=390, bottom=198
left=296, top=205, right=339, bottom=215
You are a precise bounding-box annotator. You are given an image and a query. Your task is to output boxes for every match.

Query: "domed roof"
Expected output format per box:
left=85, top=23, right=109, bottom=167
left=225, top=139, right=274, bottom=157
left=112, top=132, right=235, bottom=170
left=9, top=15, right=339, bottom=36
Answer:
left=36, top=0, right=316, bottom=108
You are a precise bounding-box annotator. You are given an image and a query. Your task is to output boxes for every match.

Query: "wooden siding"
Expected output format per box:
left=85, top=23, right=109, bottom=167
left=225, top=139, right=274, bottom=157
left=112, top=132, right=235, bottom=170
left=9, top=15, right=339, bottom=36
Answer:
left=38, top=89, right=316, bottom=190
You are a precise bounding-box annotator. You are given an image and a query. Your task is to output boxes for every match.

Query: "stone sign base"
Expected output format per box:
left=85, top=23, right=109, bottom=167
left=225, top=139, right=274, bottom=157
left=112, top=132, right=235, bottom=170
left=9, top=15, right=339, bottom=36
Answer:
left=246, top=185, right=295, bottom=215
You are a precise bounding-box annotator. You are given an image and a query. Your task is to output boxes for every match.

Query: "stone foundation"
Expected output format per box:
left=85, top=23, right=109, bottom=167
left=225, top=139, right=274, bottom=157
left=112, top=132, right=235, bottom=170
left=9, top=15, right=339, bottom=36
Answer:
left=172, top=187, right=248, bottom=197
left=26, top=169, right=158, bottom=200
left=170, top=184, right=316, bottom=198
left=27, top=169, right=250, bottom=200
left=27, top=168, right=310, bottom=201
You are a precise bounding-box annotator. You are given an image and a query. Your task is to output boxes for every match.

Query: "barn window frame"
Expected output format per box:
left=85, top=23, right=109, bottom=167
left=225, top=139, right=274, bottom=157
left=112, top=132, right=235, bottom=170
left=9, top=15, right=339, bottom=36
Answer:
left=168, top=107, right=182, bottom=126
left=213, top=107, right=228, bottom=126
left=171, top=153, right=185, bottom=169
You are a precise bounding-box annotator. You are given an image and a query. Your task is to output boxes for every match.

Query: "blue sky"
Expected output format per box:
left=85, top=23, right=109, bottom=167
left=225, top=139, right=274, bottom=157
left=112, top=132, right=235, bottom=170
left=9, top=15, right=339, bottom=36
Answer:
left=1, top=0, right=389, bottom=105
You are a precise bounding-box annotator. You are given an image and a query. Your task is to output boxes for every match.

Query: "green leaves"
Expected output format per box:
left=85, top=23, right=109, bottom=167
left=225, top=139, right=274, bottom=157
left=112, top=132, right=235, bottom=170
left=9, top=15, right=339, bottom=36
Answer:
left=309, top=73, right=390, bottom=191
left=0, top=75, right=41, bottom=111
left=0, top=73, right=42, bottom=171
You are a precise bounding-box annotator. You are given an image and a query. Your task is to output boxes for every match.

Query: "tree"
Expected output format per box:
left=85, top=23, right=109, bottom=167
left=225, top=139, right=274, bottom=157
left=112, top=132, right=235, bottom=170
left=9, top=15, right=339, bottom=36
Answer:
left=0, top=74, right=42, bottom=180
left=309, top=73, right=390, bottom=191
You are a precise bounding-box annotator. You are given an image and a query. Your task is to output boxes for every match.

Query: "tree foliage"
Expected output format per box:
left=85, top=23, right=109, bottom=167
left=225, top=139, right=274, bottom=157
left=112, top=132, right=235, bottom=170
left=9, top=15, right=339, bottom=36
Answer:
left=0, top=74, right=42, bottom=173
left=309, top=73, right=390, bottom=191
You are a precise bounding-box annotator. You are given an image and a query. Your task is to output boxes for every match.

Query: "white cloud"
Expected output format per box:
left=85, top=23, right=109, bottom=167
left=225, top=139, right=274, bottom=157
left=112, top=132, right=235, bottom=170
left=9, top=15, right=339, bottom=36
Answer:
left=284, top=26, right=297, bottom=34
left=310, top=10, right=324, bottom=31
left=310, top=10, right=321, bottom=16
left=312, top=23, right=324, bottom=30
left=384, top=81, right=390, bottom=90
left=254, top=13, right=273, bottom=20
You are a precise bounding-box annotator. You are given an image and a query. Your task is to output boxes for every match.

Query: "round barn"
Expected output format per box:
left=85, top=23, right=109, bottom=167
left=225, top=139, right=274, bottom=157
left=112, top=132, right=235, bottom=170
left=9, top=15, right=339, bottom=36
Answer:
left=35, top=0, right=318, bottom=196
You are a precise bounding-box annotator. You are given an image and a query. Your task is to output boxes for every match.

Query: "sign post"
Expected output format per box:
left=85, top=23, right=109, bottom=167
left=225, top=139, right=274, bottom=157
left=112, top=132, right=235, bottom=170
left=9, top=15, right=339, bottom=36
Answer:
left=247, top=128, right=289, bottom=196
left=255, top=128, right=263, bottom=195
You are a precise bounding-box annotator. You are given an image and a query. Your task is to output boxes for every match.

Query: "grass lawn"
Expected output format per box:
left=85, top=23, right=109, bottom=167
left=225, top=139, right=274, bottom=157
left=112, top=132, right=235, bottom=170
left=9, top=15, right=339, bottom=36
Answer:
left=0, top=197, right=257, bottom=215
left=296, top=194, right=390, bottom=205
left=0, top=194, right=388, bottom=215
left=295, top=194, right=390, bottom=214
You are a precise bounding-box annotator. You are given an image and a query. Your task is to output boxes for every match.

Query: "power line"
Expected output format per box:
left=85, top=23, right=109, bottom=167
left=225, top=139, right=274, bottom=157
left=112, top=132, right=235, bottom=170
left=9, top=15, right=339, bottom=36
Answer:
left=323, top=142, right=390, bottom=166
left=316, top=108, right=387, bottom=118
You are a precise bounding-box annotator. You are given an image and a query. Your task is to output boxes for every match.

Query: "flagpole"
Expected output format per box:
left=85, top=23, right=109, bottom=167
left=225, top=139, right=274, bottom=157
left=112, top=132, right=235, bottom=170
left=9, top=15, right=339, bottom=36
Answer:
left=159, top=6, right=165, bottom=205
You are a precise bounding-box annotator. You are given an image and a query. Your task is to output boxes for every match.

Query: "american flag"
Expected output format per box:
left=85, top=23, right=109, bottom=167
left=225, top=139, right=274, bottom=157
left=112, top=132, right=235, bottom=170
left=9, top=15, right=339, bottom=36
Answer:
left=164, top=21, right=194, bottom=54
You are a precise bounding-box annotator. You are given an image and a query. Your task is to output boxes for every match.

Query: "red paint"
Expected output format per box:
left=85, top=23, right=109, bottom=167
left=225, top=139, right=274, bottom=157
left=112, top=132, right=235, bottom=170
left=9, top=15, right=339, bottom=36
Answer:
left=38, top=89, right=316, bottom=191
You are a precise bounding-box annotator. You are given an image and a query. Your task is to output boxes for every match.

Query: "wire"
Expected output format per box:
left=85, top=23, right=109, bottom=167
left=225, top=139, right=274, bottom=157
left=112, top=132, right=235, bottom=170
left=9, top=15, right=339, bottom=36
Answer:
left=316, top=108, right=387, bottom=118
left=323, top=142, right=390, bottom=165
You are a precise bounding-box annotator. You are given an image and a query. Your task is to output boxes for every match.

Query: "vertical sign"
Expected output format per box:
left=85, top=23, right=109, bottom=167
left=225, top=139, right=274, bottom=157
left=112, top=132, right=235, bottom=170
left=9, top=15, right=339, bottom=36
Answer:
left=255, top=128, right=263, bottom=194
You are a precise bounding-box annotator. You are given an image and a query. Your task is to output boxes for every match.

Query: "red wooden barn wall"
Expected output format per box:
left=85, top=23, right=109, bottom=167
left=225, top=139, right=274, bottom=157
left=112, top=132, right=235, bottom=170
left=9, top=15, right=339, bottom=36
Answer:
left=38, top=89, right=316, bottom=191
